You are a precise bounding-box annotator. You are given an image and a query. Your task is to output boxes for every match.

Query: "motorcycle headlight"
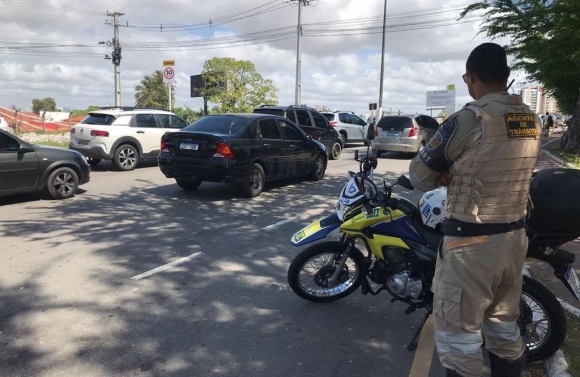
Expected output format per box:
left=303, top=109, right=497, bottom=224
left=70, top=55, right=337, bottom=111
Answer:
left=336, top=201, right=350, bottom=221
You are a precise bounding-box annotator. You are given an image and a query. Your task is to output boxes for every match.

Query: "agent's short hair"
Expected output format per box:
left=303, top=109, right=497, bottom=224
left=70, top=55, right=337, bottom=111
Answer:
left=466, top=43, right=510, bottom=85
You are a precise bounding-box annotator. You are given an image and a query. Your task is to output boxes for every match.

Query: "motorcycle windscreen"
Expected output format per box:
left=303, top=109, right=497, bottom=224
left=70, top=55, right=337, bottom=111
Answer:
left=291, top=214, right=342, bottom=247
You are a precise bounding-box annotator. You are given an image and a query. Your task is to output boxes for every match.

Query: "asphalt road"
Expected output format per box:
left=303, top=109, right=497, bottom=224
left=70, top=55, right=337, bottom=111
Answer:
left=1, top=146, right=446, bottom=377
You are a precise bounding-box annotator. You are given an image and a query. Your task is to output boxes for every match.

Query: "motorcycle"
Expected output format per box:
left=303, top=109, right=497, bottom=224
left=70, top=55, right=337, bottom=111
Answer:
left=287, top=130, right=580, bottom=362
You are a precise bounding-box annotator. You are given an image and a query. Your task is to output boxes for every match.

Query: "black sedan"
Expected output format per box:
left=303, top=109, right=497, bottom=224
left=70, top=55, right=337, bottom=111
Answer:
left=0, top=130, right=90, bottom=200
left=158, top=114, right=327, bottom=197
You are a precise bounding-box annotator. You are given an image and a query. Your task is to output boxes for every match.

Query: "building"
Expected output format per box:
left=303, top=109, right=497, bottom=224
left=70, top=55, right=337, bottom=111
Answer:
left=314, top=105, right=334, bottom=112
left=520, top=85, right=561, bottom=114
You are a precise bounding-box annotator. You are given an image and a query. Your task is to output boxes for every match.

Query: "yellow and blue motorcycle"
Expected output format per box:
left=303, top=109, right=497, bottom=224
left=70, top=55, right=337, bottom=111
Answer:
left=287, top=150, right=580, bottom=362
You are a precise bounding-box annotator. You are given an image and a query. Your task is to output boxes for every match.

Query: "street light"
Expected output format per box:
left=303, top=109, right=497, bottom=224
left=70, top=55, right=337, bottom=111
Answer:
left=428, top=59, right=441, bottom=90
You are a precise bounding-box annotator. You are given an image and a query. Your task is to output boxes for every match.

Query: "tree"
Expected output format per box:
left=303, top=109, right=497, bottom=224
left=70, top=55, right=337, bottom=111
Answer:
left=201, top=57, right=278, bottom=113
left=71, top=105, right=101, bottom=118
left=32, top=98, right=56, bottom=114
left=135, top=70, right=175, bottom=108
left=172, top=105, right=204, bottom=124
left=461, top=0, right=580, bottom=152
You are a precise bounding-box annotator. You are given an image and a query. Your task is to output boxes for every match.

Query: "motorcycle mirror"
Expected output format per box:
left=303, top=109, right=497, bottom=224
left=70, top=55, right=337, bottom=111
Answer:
left=397, top=175, right=414, bottom=190
left=366, top=122, right=376, bottom=141
left=354, top=150, right=359, bottom=161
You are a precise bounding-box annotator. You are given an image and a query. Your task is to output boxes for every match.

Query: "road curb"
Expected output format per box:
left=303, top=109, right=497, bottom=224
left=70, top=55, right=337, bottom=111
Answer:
left=544, top=299, right=580, bottom=377
left=541, top=149, right=578, bottom=169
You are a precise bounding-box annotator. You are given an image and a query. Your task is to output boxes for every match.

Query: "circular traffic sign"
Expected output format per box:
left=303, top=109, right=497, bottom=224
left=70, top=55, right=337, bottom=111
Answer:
left=163, top=67, right=175, bottom=80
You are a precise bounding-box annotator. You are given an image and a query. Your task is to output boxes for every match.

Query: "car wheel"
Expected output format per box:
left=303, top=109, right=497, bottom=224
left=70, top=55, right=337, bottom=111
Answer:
left=340, top=132, right=347, bottom=144
left=241, top=163, right=265, bottom=198
left=113, top=144, right=139, bottom=171
left=46, top=167, right=79, bottom=199
left=330, top=142, right=342, bottom=160
left=87, top=158, right=101, bottom=166
left=375, top=150, right=383, bottom=158
left=176, top=179, right=202, bottom=191
left=308, top=154, right=326, bottom=181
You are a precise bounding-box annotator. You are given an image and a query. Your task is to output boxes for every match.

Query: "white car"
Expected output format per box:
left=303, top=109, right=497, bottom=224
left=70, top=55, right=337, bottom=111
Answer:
left=321, top=111, right=370, bottom=145
left=69, top=108, right=188, bottom=171
left=0, top=117, right=14, bottom=134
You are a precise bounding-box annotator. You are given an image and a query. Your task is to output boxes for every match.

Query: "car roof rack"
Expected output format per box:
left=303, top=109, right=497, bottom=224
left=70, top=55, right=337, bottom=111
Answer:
left=98, top=106, right=170, bottom=112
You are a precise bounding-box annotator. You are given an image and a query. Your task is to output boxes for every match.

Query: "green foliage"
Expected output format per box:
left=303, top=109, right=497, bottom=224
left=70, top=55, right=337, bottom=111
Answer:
left=172, top=106, right=204, bottom=124
left=134, top=70, right=175, bottom=109
left=70, top=105, right=101, bottom=118
left=201, top=57, right=278, bottom=113
left=460, top=0, right=580, bottom=114
left=32, top=98, right=57, bottom=114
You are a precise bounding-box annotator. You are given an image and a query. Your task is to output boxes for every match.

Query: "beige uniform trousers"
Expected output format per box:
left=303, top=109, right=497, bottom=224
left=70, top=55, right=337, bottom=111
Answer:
left=432, top=228, right=527, bottom=377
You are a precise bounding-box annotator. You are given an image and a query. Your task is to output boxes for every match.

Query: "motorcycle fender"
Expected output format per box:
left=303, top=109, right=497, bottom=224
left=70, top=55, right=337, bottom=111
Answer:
left=291, top=214, right=341, bottom=247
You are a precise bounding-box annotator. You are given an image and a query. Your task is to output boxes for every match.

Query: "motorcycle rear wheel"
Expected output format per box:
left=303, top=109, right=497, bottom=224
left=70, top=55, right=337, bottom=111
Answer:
left=287, top=241, right=365, bottom=303
left=520, top=275, right=567, bottom=362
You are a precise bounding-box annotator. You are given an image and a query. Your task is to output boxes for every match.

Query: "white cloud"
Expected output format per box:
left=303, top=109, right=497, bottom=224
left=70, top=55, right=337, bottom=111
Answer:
left=0, top=0, right=523, bottom=116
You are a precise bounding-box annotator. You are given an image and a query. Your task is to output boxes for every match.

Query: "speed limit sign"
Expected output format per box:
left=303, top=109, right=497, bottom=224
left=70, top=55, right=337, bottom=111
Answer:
left=163, top=60, right=176, bottom=84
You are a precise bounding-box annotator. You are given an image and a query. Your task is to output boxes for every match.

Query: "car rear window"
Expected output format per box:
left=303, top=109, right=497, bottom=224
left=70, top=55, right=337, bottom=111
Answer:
left=183, top=116, right=250, bottom=135
left=253, top=108, right=284, bottom=117
left=377, top=116, right=413, bottom=131
left=322, top=113, right=334, bottom=122
left=81, top=113, right=117, bottom=125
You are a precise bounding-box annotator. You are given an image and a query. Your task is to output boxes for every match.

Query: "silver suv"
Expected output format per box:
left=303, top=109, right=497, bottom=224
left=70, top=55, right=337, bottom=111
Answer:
left=321, top=111, right=370, bottom=145
left=371, top=114, right=439, bottom=157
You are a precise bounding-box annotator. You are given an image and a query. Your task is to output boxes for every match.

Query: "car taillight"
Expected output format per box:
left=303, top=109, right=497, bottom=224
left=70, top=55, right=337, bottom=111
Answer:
left=330, top=121, right=337, bottom=127
left=408, top=127, right=419, bottom=137
left=214, top=142, right=234, bottom=159
left=161, top=137, right=168, bottom=152
left=71, top=128, right=75, bottom=134
left=90, top=130, right=109, bottom=137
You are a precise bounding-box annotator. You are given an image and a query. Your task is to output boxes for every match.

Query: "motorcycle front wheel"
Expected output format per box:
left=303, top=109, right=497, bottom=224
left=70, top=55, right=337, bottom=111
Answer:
left=287, top=241, right=365, bottom=303
left=520, top=275, right=567, bottom=362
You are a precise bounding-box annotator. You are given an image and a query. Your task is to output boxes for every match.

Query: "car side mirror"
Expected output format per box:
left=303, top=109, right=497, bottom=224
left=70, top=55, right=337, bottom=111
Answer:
left=19, top=144, right=35, bottom=153
left=303, top=134, right=312, bottom=141
left=397, top=175, right=414, bottom=190
left=366, top=123, right=376, bottom=141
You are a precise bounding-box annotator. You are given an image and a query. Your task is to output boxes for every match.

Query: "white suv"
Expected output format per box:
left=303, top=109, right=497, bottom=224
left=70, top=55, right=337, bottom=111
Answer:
left=70, top=108, right=187, bottom=171
left=321, top=111, right=370, bottom=145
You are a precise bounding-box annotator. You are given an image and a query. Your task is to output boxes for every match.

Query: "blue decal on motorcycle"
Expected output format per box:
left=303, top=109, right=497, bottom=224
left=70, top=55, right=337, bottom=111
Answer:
left=421, top=203, right=432, bottom=218
left=371, top=215, right=425, bottom=244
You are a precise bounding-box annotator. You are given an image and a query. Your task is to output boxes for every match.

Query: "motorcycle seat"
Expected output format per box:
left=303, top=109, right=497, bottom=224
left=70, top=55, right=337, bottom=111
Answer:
left=413, top=213, right=444, bottom=249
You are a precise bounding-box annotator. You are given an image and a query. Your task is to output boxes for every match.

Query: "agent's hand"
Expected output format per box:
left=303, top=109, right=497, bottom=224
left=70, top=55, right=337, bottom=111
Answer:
left=435, top=171, right=453, bottom=187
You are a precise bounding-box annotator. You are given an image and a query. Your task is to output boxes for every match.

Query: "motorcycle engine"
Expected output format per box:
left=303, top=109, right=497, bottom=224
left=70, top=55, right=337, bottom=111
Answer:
left=382, top=247, right=423, bottom=301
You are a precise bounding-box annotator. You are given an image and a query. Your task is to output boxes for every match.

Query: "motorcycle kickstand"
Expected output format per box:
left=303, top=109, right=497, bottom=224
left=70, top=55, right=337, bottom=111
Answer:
left=406, top=307, right=432, bottom=352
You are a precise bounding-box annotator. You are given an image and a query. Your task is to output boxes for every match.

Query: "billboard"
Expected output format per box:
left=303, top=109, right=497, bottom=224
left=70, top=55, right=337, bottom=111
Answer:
left=426, top=90, right=455, bottom=108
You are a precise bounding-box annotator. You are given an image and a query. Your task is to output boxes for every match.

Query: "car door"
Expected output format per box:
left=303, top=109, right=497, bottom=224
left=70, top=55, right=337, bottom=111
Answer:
left=0, top=132, right=39, bottom=192
left=278, top=119, right=310, bottom=176
left=257, top=118, right=288, bottom=179
left=311, top=110, right=337, bottom=151
left=131, top=113, right=163, bottom=155
left=349, top=114, right=368, bottom=142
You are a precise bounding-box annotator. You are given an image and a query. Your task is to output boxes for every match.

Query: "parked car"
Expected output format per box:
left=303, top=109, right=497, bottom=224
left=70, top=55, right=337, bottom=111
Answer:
left=253, top=105, right=343, bottom=160
left=321, top=111, right=370, bottom=145
left=0, top=129, right=90, bottom=199
left=0, top=117, right=13, bottom=134
left=555, top=116, right=565, bottom=126
left=69, top=107, right=187, bottom=171
left=371, top=114, right=439, bottom=157
left=158, top=113, right=327, bottom=198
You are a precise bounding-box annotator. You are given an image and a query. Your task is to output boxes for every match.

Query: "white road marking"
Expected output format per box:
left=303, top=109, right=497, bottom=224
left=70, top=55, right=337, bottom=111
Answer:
left=130, top=252, right=204, bottom=280
left=262, top=216, right=299, bottom=231
left=542, top=138, right=560, bottom=147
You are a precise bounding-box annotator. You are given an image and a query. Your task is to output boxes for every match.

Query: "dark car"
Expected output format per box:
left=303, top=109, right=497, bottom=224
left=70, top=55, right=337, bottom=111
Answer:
left=0, top=130, right=90, bottom=199
left=253, top=105, right=344, bottom=160
left=158, top=114, right=327, bottom=198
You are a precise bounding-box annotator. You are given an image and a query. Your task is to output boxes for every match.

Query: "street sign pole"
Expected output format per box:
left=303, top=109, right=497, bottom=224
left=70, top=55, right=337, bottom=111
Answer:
left=163, top=60, right=176, bottom=111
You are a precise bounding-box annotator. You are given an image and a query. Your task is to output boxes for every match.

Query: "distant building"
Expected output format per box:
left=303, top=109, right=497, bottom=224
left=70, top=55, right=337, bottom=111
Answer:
left=314, top=105, right=334, bottom=112
left=520, top=85, right=561, bottom=114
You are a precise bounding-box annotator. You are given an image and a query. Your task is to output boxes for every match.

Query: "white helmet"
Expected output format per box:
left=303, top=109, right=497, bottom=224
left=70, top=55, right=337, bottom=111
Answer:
left=419, top=187, right=447, bottom=229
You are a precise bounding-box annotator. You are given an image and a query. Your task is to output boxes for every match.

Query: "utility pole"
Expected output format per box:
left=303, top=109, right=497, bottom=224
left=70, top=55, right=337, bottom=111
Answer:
left=103, top=11, right=124, bottom=108
left=377, top=0, right=388, bottom=122
left=293, top=0, right=312, bottom=106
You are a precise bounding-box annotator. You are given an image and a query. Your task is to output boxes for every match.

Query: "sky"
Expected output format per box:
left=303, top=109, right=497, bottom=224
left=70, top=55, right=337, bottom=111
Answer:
left=0, top=0, right=526, bottom=117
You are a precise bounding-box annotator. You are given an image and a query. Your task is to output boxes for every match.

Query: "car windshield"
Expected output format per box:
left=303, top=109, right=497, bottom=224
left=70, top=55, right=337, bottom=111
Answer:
left=377, top=116, right=413, bottom=131
left=81, top=113, right=117, bottom=125
left=322, top=113, right=334, bottom=122
left=184, top=116, right=250, bottom=134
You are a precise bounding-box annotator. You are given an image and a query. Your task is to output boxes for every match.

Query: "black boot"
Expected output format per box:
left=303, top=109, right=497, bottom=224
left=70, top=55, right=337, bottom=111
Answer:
left=445, top=369, right=463, bottom=377
left=489, top=350, right=527, bottom=377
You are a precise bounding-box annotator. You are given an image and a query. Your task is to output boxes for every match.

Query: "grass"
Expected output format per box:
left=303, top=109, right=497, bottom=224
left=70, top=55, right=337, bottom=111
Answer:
left=562, top=312, right=580, bottom=376
left=549, top=149, right=580, bottom=168
left=33, top=140, right=70, bottom=149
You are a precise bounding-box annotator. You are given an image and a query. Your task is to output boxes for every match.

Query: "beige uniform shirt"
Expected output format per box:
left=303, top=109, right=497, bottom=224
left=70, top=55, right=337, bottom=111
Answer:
left=409, top=109, right=480, bottom=192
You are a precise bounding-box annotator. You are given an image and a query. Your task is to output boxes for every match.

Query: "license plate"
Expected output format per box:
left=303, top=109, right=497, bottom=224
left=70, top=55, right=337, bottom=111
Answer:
left=76, top=139, right=90, bottom=146
left=180, top=142, right=199, bottom=150
left=565, top=264, right=580, bottom=301
left=385, top=131, right=399, bottom=137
